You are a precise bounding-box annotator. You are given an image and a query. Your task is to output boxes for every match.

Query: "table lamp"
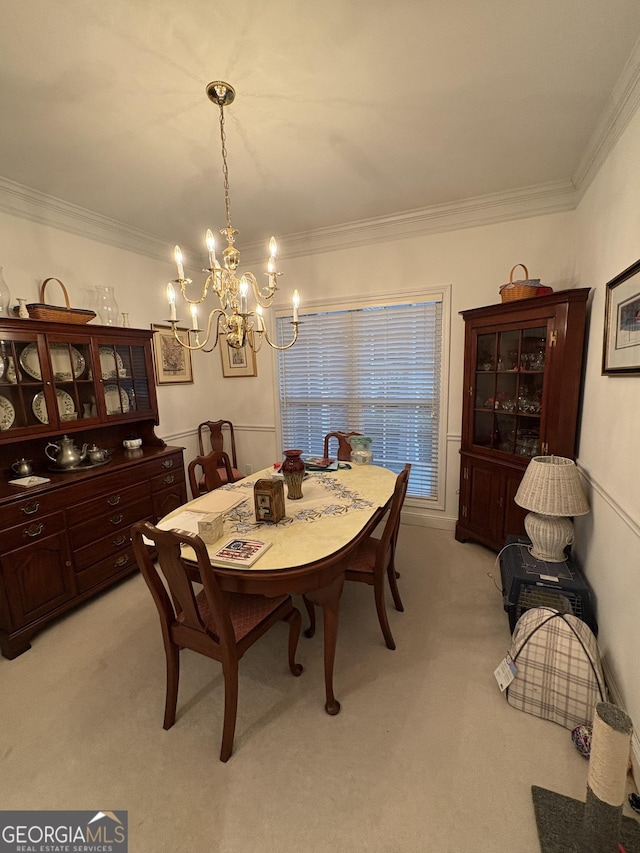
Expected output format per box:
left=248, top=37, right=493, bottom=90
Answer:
left=514, top=456, right=590, bottom=562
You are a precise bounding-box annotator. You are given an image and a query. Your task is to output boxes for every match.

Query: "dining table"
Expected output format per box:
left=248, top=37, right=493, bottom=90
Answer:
left=157, top=462, right=397, bottom=714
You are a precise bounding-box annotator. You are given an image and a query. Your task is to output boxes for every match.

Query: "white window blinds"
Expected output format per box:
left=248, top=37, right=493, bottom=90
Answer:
left=276, top=298, right=443, bottom=499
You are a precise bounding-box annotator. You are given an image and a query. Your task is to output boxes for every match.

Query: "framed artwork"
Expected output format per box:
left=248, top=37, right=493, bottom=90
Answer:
left=151, top=324, right=194, bottom=385
left=602, top=258, right=640, bottom=375
left=220, top=341, right=257, bottom=378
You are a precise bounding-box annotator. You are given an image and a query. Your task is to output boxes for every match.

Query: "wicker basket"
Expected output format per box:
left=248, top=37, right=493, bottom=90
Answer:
left=25, top=278, right=96, bottom=324
left=499, top=264, right=552, bottom=303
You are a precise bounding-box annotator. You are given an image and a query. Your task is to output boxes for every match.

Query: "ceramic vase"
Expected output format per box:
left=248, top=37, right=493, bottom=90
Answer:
left=95, top=285, right=119, bottom=326
left=281, top=449, right=305, bottom=500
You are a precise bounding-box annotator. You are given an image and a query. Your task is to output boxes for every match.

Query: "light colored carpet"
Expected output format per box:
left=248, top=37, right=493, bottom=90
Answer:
left=1, top=526, right=628, bottom=851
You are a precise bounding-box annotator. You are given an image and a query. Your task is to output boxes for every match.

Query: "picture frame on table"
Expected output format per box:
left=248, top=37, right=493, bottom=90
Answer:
left=151, top=324, right=194, bottom=385
left=220, top=342, right=257, bottom=378
left=602, top=258, right=640, bottom=375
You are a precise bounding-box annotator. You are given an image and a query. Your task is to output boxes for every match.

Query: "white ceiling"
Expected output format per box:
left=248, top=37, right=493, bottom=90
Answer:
left=1, top=0, right=640, bottom=262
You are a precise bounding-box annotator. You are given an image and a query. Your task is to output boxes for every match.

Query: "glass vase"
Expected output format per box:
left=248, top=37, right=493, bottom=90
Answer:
left=0, top=267, right=11, bottom=318
left=349, top=435, right=373, bottom=465
left=95, top=285, right=119, bottom=326
left=281, top=449, right=305, bottom=500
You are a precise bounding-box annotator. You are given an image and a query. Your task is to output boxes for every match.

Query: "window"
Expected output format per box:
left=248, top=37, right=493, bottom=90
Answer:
left=276, top=296, right=444, bottom=500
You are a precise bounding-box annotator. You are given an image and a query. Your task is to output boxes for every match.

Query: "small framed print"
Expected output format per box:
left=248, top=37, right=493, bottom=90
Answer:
left=602, top=258, right=640, bottom=375
left=220, top=342, right=257, bottom=378
left=151, top=324, right=194, bottom=385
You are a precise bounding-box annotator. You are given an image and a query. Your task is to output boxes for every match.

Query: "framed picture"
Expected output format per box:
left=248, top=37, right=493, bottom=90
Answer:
left=220, top=341, right=257, bottom=378
left=151, top=324, right=194, bottom=385
left=602, top=258, right=640, bottom=375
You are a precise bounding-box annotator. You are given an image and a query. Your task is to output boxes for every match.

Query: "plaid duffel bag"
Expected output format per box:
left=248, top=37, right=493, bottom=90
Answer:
left=506, top=607, right=607, bottom=729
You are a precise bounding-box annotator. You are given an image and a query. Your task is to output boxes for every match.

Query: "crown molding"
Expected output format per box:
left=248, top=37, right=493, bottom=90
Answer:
left=242, top=180, right=577, bottom=263
left=0, top=175, right=177, bottom=263
left=573, top=35, right=640, bottom=198
left=0, top=171, right=575, bottom=269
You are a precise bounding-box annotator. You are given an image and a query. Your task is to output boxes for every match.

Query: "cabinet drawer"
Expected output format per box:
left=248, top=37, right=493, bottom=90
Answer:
left=69, top=497, right=153, bottom=550
left=2, top=511, right=67, bottom=552
left=2, top=493, right=65, bottom=529
left=150, top=470, right=184, bottom=491
left=74, top=526, right=130, bottom=571
left=144, top=452, right=184, bottom=478
left=75, top=544, right=139, bottom=595
left=67, top=481, right=150, bottom=527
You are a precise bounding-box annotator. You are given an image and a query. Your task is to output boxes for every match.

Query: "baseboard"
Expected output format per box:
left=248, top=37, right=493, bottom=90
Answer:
left=401, top=508, right=456, bottom=530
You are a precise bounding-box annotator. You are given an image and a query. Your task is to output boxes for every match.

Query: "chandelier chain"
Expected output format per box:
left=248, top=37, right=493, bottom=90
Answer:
left=218, top=103, right=232, bottom=232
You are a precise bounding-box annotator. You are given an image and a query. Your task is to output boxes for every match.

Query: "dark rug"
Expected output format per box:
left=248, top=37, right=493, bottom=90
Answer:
left=532, top=786, right=640, bottom=853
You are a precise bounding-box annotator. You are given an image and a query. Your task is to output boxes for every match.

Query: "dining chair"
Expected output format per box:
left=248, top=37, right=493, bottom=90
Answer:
left=188, top=451, right=235, bottom=498
left=323, top=430, right=362, bottom=461
left=197, top=420, right=243, bottom=484
left=304, top=463, right=411, bottom=650
left=131, top=520, right=303, bottom=762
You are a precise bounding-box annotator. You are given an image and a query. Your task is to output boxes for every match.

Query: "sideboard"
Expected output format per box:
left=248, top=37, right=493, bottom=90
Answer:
left=0, top=317, right=187, bottom=658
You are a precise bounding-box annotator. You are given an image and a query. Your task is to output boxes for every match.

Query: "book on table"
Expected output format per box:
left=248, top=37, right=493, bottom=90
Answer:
left=211, top=538, right=272, bottom=567
left=303, top=456, right=338, bottom=471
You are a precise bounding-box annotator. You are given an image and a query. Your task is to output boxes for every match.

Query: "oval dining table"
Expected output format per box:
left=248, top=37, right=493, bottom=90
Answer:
left=157, top=463, right=397, bottom=715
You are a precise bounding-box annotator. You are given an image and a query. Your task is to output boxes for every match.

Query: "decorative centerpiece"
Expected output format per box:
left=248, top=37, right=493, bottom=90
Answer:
left=254, top=477, right=285, bottom=522
left=281, top=449, right=305, bottom=499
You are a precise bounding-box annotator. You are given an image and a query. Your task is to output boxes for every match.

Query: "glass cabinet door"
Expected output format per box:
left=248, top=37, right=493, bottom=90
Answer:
left=472, top=324, right=548, bottom=458
left=46, top=336, right=96, bottom=426
left=95, top=341, right=152, bottom=418
left=0, top=333, right=49, bottom=435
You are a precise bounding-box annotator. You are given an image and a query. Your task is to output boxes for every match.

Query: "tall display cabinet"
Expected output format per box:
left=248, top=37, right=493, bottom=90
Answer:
left=0, top=317, right=187, bottom=658
left=455, top=288, right=590, bottom=551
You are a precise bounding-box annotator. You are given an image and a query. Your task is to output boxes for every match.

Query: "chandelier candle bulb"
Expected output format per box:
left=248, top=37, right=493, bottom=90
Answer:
left=239, top=278, right=248, bottom=314
left=190, top=303, right=198, bottom=330
left=174, top=246, right=185, bottom=280
left=206, top=229, right=217, bottom=268
left=166, top=282, right=177, bottom=322
left=293, top=290, right=300, bottom=323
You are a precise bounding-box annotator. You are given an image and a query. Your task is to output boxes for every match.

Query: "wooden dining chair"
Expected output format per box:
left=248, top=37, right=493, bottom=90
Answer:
left=197, top=420, right=243, bottom=484
left=323, top=430, right=362, bottom=461
left=188, top=451, right=235, bottom=498
left=131, top=520, right=303, bottom=762
left=304, top=464, right=411, bottom=650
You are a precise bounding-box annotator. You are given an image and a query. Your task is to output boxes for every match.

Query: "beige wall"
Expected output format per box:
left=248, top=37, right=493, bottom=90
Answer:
left=572, top=104, right=640, bottom=769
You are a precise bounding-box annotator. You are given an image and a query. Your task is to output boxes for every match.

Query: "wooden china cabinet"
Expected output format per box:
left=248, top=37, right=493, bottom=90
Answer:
left=0, top=317, right=187, bottom=658
left=455, top=288, right=590, bottom=552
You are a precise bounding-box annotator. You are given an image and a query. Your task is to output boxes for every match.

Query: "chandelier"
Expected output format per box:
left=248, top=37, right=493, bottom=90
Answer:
left=165, top=81, right=300, bottom=352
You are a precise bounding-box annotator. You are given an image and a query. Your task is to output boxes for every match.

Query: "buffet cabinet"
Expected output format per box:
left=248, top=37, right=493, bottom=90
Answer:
left=455, top=288, right=590, bottom=551
left=0, top=318, right=187, bottom=658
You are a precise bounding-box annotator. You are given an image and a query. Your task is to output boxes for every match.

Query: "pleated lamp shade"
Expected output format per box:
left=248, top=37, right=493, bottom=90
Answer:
left=515, top=456, right=590, bottom=562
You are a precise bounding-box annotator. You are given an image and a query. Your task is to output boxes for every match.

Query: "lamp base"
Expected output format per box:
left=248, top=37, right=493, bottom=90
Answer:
left=524, top=513, right=574, bottom=563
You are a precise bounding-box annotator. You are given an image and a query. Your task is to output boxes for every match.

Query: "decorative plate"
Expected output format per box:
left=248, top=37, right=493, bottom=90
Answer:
left=20, top=342, right=85, bottom=381
left=99, top=347, right=125, bottom=380
left=0, top=394, right=16, bottom=430
left=103, top=384, right=130, bottom=415
left=32, top=388, right=76, bottom=424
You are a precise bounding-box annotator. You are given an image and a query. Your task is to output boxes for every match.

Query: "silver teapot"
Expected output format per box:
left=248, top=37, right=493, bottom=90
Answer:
left=12, top=458, right=33, bottom=477
left=45, top=435, right=88, bottom=469
left=86, top=444, right=108, bottom=464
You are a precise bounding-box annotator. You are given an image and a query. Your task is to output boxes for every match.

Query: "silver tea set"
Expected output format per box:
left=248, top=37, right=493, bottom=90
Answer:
left=44, top=435, right=110, bottom=470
